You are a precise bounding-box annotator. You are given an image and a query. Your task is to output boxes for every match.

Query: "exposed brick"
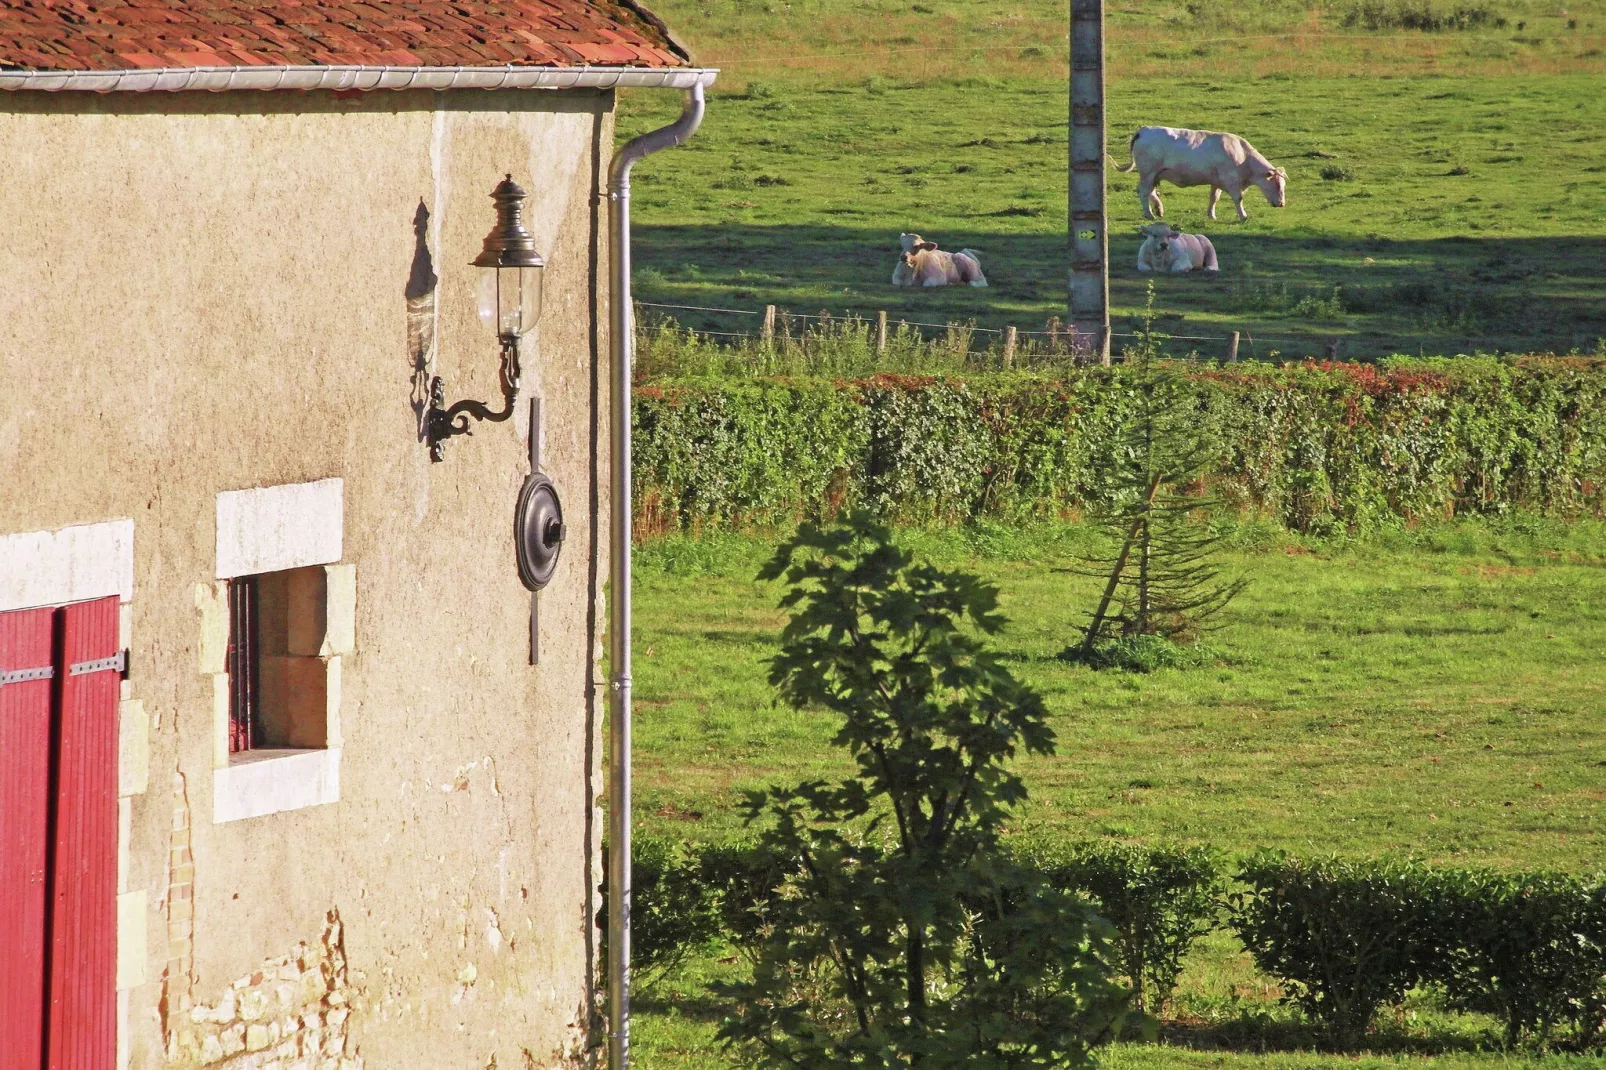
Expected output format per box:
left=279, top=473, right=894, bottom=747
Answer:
left=166, top=911, right=359, bottom=1070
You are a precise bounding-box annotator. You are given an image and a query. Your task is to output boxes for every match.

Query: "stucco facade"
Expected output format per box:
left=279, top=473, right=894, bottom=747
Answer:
left=0, top=87, right=617, bottom=1067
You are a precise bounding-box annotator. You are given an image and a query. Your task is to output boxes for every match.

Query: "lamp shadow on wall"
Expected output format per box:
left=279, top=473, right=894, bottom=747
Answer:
left=406, top=199, right=438, bottom=443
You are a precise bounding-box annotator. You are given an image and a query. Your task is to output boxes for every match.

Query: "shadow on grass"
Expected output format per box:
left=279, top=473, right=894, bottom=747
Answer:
left=1151, top=1013, right=1498, bottom=1057
left=635, top=990, right=732, bottom=1024
left=633, top=224, right=1606, bottom=360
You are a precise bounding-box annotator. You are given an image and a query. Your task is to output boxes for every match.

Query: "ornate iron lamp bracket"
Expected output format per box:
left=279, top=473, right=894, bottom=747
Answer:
left=425, top=335, right=521, bottom=462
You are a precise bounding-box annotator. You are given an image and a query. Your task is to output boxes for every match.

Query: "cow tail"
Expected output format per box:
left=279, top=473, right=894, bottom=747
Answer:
left=1115, top=129, right=1140, bottom=172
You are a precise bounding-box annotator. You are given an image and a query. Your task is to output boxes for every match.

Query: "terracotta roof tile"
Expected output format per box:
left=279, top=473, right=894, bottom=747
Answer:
left=0, top=0, right=687, bottom=71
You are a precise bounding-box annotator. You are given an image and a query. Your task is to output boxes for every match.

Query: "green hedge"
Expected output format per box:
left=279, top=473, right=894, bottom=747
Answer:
left=1232, top=853, right=1606, bottom=1046
left=624, top=837, right=1606, bottom=1049
left=634, top=358, right=1606, bottom=535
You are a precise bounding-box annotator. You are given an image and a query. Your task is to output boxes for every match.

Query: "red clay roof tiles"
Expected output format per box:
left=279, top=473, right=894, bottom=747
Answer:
left=0, top=0, right=688, bottom=71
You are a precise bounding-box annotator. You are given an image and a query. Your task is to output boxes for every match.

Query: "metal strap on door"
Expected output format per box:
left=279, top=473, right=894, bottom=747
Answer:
left=69, top=651, right=125, bottom=677
left=1, top=649, right=123, bottom=687
left=0, top=664, right=53, bottom=686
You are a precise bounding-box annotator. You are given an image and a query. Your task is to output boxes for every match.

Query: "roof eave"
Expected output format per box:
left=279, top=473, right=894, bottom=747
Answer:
left=0, top=64, right=718, bottom=93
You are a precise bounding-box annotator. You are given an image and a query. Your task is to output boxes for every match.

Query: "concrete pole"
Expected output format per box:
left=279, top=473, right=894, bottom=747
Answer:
left=1069, top=0, right=1111, bottom=366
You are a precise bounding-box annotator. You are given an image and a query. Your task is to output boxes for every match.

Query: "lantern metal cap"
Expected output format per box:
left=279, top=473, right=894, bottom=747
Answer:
left=472, top=173, right=546, bottom=269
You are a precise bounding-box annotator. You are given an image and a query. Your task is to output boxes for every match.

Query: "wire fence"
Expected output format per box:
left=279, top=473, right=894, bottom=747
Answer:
left=632, top=298, right=1338, bottom=379
left=634, top=300, right=1320, bottom=348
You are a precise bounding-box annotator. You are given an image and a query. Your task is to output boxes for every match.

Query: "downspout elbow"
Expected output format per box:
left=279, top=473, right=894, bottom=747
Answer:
left=609, top=82, right=706, bottom=196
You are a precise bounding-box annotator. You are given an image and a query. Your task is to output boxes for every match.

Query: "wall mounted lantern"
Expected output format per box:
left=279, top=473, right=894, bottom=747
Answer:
left=426, top=174, right=546, bottom=462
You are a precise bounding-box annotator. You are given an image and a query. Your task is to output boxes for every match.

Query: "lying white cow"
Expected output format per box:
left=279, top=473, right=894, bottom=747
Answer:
left=1136, top=223, right=1218, bottom=273
left=891, top=232, right=925, bottom=286
left=892, top=233, right=988, bottom=288
left=1118, top=126, right=1288, bottom=222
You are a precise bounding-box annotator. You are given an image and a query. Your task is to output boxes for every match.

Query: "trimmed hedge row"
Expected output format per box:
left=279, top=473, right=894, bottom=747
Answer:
left=634, top=357, right=1606, bottom=535
left=624, top=837, right=1606, bottom=1048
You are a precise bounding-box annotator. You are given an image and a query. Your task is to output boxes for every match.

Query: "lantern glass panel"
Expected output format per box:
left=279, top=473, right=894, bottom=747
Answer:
left=478, top=265, right=543, bottom=338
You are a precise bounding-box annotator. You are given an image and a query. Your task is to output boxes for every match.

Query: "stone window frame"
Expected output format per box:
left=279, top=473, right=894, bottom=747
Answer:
left=201, top=479, right=353, bottom=824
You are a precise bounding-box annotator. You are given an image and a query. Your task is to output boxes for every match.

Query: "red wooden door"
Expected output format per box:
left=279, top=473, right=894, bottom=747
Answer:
left=0, top=607, right=56, bottom=1070
left=46, top=596, right=120, bottom=1070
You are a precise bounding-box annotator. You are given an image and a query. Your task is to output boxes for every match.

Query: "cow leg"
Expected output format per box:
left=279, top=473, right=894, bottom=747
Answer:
left=1207, top=187, right=1222, bottom=220
left=1137, top=176, right=1158, bottom=220
left=1232, top=188, right=1248, bottom=221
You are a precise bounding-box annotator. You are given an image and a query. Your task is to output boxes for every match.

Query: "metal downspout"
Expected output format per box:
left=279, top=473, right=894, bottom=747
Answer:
left=606, top=81, right=706, bottom=1070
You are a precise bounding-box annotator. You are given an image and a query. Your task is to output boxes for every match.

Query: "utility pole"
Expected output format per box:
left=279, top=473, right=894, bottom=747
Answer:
left=1069, top=0, right=1111, bottom=365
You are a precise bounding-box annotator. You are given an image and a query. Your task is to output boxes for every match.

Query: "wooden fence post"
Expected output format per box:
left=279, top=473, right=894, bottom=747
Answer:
left=876, top=310, right=888, bottom=354
left=1003, top=326, right=1017, bottom=369
left=761, top=304, right=776, bottom=343
left=1226, top=331, right=1240, bottom=363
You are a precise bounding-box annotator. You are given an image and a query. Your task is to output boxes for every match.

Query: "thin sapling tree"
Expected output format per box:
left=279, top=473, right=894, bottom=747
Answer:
left=1072, top=287, right=1247, bottom=661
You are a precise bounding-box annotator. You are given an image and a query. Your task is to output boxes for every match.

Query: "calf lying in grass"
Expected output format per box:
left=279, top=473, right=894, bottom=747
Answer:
left=1137, top=223, right=1219, bottom=274
left=892, top=231, right=988, bottom=287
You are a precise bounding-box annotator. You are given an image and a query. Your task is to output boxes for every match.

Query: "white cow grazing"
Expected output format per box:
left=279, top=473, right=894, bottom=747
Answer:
left=892, top=235, right=987, bottom=288
left=1136, top=223, right=1219, bottom=273
left=1118, top=126, right=1288, bottom=222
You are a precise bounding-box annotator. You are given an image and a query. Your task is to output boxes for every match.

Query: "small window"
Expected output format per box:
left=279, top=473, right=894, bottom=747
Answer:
left=225, top=566, right=334, bottom=755
left=226, top=576, right=262, bottom=752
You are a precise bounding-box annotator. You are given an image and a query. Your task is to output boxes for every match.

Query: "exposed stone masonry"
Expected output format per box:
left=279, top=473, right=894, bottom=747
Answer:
left=164, top=910, right=361, bottom=1070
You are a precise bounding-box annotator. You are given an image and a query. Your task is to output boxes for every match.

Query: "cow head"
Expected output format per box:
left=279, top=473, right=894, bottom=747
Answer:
left=900, top=240, right=939, bottom=268
left=1256, top=166, right=1288, bottom=207
left=899, top=232, right=929, bottom=253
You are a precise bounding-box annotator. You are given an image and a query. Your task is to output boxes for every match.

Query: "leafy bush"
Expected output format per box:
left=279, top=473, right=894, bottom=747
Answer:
left=695, top=839, right=794, bottom=960
left=1435, top=870, right=1606, bottom=1045
left=715, top=514, right=1130, bottom=1068
left=602, top=836, right=724, bottom=981
left=634, top=357, right=1606, bottom=536
left=1230, top=852, right=1447, bottom=1045
left=1342, top=1, right=1508, bottom=31
left=1028, top=842, right=1224, bottom=1013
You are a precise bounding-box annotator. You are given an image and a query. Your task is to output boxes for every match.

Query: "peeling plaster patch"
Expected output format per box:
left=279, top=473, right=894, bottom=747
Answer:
left=445, top=761, right=476, bottom=792
left=161, top=770, right=196, bottom=1045
left=484, top=910, right=503, bottom=954
left=166, top=910, right=362, bottom=1069
left=452, top=963, right=478, bottom=1005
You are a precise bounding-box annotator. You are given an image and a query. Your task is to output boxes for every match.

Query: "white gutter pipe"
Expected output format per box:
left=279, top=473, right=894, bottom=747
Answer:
left=0, top=64, right=717, bottom=93
left=605, top=80, right=706, bottom=1070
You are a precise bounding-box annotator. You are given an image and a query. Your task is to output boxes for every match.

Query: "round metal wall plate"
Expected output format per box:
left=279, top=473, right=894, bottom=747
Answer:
left=515, top=472, right=564, bottom=591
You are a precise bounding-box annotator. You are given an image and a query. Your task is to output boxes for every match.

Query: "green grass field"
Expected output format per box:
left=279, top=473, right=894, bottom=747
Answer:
left=614, top=3, right=1606, bottom=1063
left=626, top=518, right=1606, bottom=1068
left=618, top=2, right=1606, bottom=358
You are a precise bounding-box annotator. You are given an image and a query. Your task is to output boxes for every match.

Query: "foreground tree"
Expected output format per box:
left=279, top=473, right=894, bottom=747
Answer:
left=1073, top=291, right=1246, bottom=660
left=717, top=513, right=1131, bottom=1069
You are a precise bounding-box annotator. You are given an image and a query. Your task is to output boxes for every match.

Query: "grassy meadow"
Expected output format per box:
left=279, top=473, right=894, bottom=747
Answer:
left=618, top=1, right=1606, bottom=358
left=627, top=518, right=1606, bottom=1067
left=613, top=3, right=1606, bottom=1065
